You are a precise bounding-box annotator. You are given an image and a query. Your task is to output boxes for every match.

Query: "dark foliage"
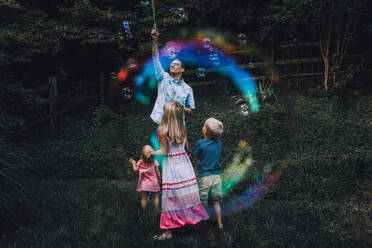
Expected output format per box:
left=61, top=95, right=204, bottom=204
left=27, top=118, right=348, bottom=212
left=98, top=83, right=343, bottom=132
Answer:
left=0, top=87, right=369, bottom=247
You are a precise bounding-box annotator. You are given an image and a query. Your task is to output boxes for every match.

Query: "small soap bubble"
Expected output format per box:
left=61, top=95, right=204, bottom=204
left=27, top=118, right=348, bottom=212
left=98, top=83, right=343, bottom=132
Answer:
left=240, top=103, right=249, bottom=116
left=166, top=46, right=178, bottom=59
left=123, top=21, right=129, bottom=29
left=263, top=165, right=272, bottom=176
left=140, top=1, right=149, bottom=7
left=121, top=87, right=133, bottom=99
left=238, top=33, right=247, bottom=44
left=197, top=67, right=206, bottom=78
left=118, top=32, right=124, bottom=41
left=125, top=30, right=133, bottom=39
left=177, top=7, right=185, bottom=17
left=127, top=58, right=137, bottom=69
left=203, top=38, right=211, bottom=49
left=209, top=53, right=220, bottom=66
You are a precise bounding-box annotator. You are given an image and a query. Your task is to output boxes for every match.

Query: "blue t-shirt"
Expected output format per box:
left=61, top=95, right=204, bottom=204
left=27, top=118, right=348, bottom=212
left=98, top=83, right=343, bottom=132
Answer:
left=191, top=138, right=222, bottom=177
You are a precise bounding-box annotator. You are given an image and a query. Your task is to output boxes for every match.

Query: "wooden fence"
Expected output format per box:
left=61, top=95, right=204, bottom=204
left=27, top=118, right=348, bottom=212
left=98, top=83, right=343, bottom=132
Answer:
left=27, top=74, right=104, bottom=128
left=27, top=41, right=371, bottom=127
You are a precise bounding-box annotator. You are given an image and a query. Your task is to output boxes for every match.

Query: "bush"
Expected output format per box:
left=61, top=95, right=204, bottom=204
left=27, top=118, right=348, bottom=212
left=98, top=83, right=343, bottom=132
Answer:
left=0, top=138, right=36, bottom=230
left=0, top=73, right=46, bottom=134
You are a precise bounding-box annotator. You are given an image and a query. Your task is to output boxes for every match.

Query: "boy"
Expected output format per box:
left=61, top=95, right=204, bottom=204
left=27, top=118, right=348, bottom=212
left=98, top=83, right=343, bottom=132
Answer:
left=190, top=118, right=223, bottom=229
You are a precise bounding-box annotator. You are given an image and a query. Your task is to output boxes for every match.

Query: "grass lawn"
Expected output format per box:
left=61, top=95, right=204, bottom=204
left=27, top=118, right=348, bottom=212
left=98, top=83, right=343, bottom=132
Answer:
left=0, top=85, right=370, bottom=247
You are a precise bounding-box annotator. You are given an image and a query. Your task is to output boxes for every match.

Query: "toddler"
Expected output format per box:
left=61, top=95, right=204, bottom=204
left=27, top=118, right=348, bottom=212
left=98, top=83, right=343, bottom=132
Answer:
left=190, top=117, right=224, bottom=229
left=129, top=145, right=161, bottom=210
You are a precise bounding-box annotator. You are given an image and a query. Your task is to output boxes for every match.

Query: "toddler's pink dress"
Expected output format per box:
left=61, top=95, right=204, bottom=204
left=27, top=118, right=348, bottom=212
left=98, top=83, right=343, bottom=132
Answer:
left=136, top=159, right=160, bottom=192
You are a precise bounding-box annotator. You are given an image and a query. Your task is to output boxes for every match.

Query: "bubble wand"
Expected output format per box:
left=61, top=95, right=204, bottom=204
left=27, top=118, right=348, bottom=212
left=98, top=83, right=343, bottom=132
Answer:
left=152, top=0, right=157, bottom=28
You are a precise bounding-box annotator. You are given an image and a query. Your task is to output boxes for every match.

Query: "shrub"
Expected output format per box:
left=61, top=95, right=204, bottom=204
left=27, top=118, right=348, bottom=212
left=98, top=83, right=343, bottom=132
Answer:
left=231, top=78, right=278, bottom=114
left=0, top=138, right=36, bottom=230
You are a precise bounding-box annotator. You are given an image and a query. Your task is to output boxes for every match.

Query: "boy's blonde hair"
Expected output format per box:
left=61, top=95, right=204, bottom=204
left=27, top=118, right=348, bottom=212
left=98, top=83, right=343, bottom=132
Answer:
left=205, top=118, right=223, bottom=138
left=159, top=100, right=187, bottom=144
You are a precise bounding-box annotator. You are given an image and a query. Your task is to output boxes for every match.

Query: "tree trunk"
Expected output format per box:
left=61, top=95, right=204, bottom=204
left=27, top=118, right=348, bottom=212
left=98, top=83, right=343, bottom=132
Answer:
left=49, top=76, right=57, bottom=126
left=100, top=71, right=105, bottom=103
left=323, top=57, right=329, bottom=92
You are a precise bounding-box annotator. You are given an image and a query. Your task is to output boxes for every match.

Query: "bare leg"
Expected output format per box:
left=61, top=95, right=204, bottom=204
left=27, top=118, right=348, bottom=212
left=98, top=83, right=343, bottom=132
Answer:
left=154, top=229, right=172, bottom=240
left=214, top=204, right=223, bottom=229
left=165, top=229, right=171, bottom=237
left=153, top=192, right=159, bottom=210
left=141, top=192, right=148, bottom=209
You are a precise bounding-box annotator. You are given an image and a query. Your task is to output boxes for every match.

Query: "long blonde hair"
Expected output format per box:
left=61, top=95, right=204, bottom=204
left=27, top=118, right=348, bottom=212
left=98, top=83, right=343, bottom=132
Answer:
left=159, top=100, right=187, bottom=144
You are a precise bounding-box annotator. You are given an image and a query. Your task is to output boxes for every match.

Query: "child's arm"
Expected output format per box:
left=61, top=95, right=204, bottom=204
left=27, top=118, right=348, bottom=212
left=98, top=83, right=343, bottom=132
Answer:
left=189, top=140, right=201, bottom=160
left=185, top=141, right=193, bottom=159
left=155, top=166, right=162, bottom=185
left=185, top=141, right=190, bottom=154
left=129, top=158, right=139, bottom=172
left=153, top=127, right=167, bottom=156
left=183, top=107, right=193, bottom=115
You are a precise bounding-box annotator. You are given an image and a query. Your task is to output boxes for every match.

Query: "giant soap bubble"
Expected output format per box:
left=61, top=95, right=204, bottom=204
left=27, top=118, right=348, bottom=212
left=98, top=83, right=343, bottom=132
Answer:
left=115, top=28, right=287, bottom=216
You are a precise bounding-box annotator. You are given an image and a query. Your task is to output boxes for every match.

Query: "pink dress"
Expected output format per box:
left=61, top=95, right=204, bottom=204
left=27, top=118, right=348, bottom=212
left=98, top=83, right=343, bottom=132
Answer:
left=136, top=159, right=160, bottom=192
left=160, top=139, right=209, bottom=229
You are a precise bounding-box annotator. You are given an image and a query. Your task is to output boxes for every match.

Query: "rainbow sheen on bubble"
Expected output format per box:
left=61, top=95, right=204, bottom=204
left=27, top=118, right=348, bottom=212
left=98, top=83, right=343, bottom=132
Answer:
left=221, top=145, right=253, bottom=196
left=140, top=1, right=149, bottom=7
left=132, top=30, right=265, bottom=114
left=117, top=68, right=128, bottom=81
left=161, top=4, right=186, bottom=18
left=219, top=156, right=289, bottom=216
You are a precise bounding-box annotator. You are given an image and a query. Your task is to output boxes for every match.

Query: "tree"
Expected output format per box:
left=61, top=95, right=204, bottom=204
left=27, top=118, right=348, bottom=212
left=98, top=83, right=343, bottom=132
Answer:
left=263, top=0, right=370, bottom=92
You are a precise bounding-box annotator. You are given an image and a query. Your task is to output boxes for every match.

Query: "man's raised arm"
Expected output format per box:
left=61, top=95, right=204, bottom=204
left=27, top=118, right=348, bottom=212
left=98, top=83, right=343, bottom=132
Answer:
left=151, top=28, right=165, bottom=81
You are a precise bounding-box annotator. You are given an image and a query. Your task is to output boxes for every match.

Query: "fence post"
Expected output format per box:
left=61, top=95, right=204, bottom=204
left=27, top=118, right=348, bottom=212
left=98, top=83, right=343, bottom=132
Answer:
left=79, top=77, right=88, bottom=98
left=79, top=78, right=83, bottom=97
left=83, top=77, right=88, bottom=97
left=100, top=71, right=105, bottom=103
left=49, top=76, right=57, bottom=126
left=271, top=39, right=275, bottom=83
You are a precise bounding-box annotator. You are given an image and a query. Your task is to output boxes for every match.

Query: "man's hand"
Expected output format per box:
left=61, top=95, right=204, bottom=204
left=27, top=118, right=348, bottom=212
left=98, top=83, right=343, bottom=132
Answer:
left=151, top=28, right=159, bottom=40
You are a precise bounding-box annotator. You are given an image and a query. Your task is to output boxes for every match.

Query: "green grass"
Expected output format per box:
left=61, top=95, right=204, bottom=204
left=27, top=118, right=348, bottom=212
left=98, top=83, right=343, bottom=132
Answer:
left=0, top=86, right=370, bottom=247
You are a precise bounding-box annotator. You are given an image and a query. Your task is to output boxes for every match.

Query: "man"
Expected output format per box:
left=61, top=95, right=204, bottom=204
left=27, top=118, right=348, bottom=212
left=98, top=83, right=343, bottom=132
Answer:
left=150, top=28, right=195, bottom=126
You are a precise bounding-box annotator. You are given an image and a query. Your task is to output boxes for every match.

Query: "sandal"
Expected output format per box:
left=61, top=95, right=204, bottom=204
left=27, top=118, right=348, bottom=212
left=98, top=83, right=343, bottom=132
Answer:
left=153, top=232, right=172, bottom=241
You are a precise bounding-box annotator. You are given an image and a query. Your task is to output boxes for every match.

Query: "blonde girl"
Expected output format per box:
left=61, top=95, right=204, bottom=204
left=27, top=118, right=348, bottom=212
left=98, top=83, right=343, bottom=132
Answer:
left=153, top=100, right=208, bottom=240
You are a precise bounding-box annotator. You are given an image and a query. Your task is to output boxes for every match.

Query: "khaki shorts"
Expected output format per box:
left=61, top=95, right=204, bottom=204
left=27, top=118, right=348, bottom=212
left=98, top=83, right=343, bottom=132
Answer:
left=200, top=174, right=222, bottom=206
